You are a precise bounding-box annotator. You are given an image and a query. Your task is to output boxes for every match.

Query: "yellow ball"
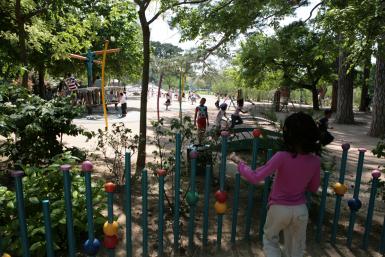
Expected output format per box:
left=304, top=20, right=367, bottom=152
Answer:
left=214, top=201, right=227, bottom=214
left=3, top=253, right=12, bottom=257
left=333, top=182, right=348, bottom=196
left=103, top=221, right=119, bottom=236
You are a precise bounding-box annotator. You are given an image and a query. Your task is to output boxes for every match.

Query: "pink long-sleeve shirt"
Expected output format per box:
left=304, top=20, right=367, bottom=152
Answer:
left=238, top=151, right=320, bottom=206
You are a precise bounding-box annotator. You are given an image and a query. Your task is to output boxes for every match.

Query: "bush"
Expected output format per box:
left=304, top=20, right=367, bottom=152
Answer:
left=0, top=84, right=92, bottom=166
left=0, top=152, right=106, bottom=256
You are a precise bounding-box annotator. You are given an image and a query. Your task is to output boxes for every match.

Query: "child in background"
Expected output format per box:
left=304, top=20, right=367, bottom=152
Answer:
left=230, top=99, right=247, bottom=128
left=318, top=109, right=334, bottom=146
left=215, top=103, right=228, bottom=130
left=119, top=92, right=127, bottom=117
left=194, top=98, right=209, bottom=144
left=230, top=112, right=321, bottom=257
left=165, top=93, right=171, bottom=110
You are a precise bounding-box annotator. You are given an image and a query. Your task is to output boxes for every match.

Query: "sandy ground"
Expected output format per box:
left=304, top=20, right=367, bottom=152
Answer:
left=61, top=94, right=384, bottom=256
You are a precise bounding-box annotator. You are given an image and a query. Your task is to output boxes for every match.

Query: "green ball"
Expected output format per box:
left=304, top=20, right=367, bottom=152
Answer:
left=186, top=191, right=199, bottom=206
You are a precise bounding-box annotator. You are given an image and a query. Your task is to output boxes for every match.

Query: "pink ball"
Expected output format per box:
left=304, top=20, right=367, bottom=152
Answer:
left=190, top=150, right=199, bottom=159
left=221, top=130, right=230, bottom=137
left=372, top=169, right=381, bottom=179
left=341, top=143, right=350, bottom=151
left=81, top=161, right=93, bottom=172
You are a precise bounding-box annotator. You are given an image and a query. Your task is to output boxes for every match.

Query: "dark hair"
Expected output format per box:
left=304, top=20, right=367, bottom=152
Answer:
left=220, top=103, right=228, bottom=110
left=283, top=112, right=321, bottom=156
left=324, top=109, right=332, bottom=115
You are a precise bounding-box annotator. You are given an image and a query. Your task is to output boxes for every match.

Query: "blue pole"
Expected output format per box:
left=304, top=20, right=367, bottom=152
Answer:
left=107, top=189, right=115, bottom=257
left=142, top=169, right=148, bottom=257
left=125, top=152, right=132, bottom=257
left=347, top=149, right=365, bottom=247
left=61, top=164, right=76, bottom=257
left=42, top=200, right=54, bottom=257
left=12, top=171, right=30, bottom=257
left=316, top=171, right=330, bottom=242
left=158, top=175, right=165, bottom=257
left=202, top=165, right=211, bottom=248
left=188, top=157, right=197, bottom=253
left=231, top=173, right=241, bottom=244
left=362, top=170, right=380, bottom=250
left=259, top=149, right=273, bottom=242
left=85, top=172, right=95, bottom=241
left=331, top=144, right=349, bottom=244
left=245, top=137, right=259, bottom=240
left=217, top=133, right=228, bottom=249
left=174, top=133, right=181, bottom=252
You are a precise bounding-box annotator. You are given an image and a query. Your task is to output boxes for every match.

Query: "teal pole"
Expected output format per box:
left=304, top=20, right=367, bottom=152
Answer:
left=217, top=132, right=228, bottom=249
left=347, top=148, right=365, bottom=247
left=142, top=169, right=148, bottom=257
left=316, top=171, right=330, bottom=242
left=188, top=155, right=198, bottom=253
left=12, top=171, right=30, bottom=257
left=107, top=186, right=115, bottom=257
left=125, top=152, right=132, bottom=257
left=231, top=173, right=241, bottom=244
left=84, top=169, right=95, bottom=241
left=245, top=136, right=259, bottom=240
left=158, top=174, right=165, bottom=256
left=61, top=164, right=76, bottom=257
left=331, top=144, right=350, bottom=244
left=362, top=170, right=380, bottom=250
left=259, top=149, right=273, bottom=242
left=42, top=200, right=54, bottom=257
left=173, top=133, right=181, bottom=252
left=202, top=165, right=211, bottom=248
left=380, top=209, right=385, bottom=254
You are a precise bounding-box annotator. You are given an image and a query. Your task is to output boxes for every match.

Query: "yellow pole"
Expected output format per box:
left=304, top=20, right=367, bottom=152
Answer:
left=101, top=40, right=109, bottom=130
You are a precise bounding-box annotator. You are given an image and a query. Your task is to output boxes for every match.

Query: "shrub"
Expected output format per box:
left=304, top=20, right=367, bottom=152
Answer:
left=0, top=152, right=106, bottom=256
left=0, top=84, right=92, bottom=166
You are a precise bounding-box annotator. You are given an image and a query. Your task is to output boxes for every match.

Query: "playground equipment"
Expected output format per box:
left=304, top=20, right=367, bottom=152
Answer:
left=2, top=130, right=385, bottom=256
left=69, top=41, right=120, bottom=129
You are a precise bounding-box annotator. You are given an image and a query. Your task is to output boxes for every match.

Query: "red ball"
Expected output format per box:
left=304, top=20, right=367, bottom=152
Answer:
left=104, top=182, right=116, bottom=193
left=214, top=190, right=227, bottom=203
left=104, top=235, right=118, bottom=249
left=252, top=129, right=262, bottom=138
left=372, top=169, right=381, bottom=179
left=156, top=169, right=167, bottom=176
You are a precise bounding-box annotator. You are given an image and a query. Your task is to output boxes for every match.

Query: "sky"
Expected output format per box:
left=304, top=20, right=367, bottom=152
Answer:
left=149, top=0, right=320, bottom=50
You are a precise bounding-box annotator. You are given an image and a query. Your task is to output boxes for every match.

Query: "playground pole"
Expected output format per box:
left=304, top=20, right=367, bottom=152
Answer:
left=101, top=40, right=109, bottom=130
left=331, top=143, right=350, bottom=244
left=259, top=149, right=273, bottom=242
left=125, top=152, right=132, bottom=257
left=12, top=171, right=30, bottom=257
left=42, top=200, right=54, bottom=257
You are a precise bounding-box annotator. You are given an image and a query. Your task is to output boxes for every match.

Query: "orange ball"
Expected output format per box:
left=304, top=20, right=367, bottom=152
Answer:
left=3, top=254, right=11, bottom=257
left=214, top=201, right=227, bottom=214
left=103, top=221, right=119, bottom=236
left=104, top=182, right=116, bottom=193
left=333, top=182, right=347, bottom=196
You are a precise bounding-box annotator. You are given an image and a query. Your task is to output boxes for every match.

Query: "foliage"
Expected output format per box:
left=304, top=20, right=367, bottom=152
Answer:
left=0, top=152, right=106, bottom=256
left=0, top=84, right=92, bottom=166
left=147, top=116, right=195, bottom=174
left=373, top=137, right=385, bottom=159
left=96, top=122, right=138, bottom=184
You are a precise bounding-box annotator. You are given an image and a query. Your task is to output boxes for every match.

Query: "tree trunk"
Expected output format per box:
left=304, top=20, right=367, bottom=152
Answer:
left=335, top=50, right=355, bottom=124
left=136, top=8, right=151, bottom=173
left=359, top=60, right=371, bottom=112
left=331, top=80, right=338, bottom=112
left=38, top=65, right=46, bottom=99
left=15, top=0, right=28, bottom=88
left=311, top=85, right=319, bottom=110
left=369, top=38, right=385, bottom=137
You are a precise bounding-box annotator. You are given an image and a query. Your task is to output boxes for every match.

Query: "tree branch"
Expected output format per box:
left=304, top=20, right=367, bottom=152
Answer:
left=23, top=0, right=51, bottom=20
left=200, top=34, right=229, bottom=60
left=304, top=2, right=323, bottom=22
left=147, top=0, right=210, bottom=25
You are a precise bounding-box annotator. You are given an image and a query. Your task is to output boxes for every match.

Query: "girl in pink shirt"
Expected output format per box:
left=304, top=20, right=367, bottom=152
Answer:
left=230, top=112, right=321, bottom=257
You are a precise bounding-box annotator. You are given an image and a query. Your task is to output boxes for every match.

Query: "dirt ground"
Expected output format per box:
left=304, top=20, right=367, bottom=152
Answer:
left=62, top=93, right=385, bottom=256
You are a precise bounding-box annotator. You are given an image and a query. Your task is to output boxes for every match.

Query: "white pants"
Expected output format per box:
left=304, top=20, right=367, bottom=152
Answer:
left=263, top=204, right=308, bottom=257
